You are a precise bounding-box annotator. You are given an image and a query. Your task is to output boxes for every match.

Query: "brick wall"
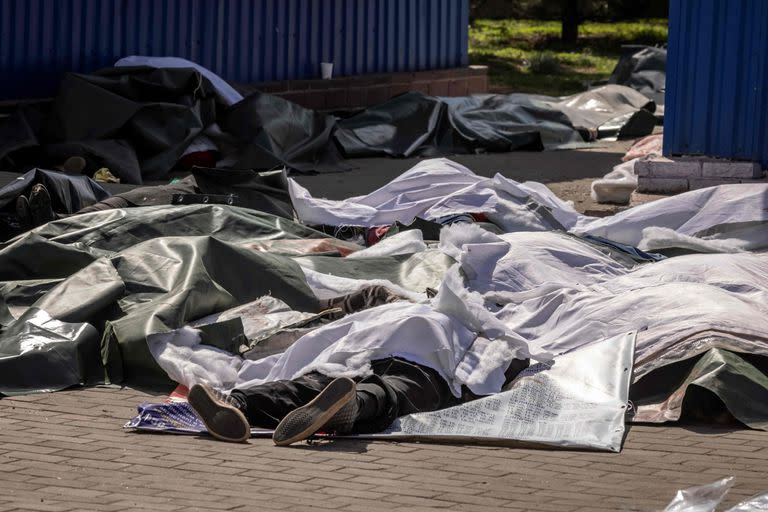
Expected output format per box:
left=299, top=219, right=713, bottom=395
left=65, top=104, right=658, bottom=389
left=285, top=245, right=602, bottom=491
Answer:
left=235, top=66, right=488, bottom=111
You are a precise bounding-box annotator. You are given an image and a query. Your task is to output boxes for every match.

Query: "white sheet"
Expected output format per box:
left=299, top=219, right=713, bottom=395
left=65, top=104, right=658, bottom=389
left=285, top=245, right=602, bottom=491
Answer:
left=149, top=158, right=768, bottom=416
left=289, top=158, right=768, bottom=251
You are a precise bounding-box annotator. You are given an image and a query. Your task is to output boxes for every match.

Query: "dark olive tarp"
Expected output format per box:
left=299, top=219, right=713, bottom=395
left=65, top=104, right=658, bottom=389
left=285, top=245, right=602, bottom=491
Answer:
left=0, top=205, right=327, bottom=393
left=0, top=203, right=456, bottom=394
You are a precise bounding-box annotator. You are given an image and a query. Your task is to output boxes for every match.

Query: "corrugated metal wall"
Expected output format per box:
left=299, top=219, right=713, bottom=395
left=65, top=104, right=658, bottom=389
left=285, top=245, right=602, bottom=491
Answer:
left=664, top=0, right=768, bottom=167
left=0, top=0, right=469, bottom=100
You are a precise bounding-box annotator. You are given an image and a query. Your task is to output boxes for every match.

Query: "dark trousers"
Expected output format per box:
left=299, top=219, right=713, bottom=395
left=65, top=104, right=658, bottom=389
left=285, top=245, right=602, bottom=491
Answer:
left=230, top=358, right=456, bottom=433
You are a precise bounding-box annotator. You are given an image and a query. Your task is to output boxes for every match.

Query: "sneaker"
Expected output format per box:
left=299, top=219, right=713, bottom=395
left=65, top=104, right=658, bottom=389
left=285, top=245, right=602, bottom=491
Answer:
left=15, top=195, right=32, bottom=230
left=188, top=384, right=250, bottom=443
left=272, top=377, right=357, bottom=446
left=29, top=184, right=56, bottom=227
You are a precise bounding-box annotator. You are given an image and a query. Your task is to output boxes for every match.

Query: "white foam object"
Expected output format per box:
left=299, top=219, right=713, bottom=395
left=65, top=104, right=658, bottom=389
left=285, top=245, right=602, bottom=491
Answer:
left=590, top=158, right=639, bottom=204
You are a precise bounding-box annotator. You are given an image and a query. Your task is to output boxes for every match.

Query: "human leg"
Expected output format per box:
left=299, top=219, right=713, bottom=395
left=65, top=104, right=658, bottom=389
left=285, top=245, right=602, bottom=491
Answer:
left=229, top=372, right=334, bottom=428
left=353, top=358, right=456, bottom=434
left=188, top=373, right=332, bottom=443
left=273, top=358, right=456, bottom=445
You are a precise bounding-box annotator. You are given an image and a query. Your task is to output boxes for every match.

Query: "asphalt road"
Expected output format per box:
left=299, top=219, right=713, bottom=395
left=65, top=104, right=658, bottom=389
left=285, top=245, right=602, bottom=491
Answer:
left=0, top=141, right=631, bottom=214
left=294, top=147, right=626, bottom=200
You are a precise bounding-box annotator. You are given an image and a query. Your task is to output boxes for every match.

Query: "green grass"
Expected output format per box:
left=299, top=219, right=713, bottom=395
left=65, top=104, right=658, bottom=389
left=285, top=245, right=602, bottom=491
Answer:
left=469, top=19, right=668, bottom=96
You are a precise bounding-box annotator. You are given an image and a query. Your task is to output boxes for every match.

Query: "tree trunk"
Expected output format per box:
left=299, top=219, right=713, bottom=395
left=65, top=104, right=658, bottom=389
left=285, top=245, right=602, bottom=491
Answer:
left=561, top=0, right=579, bottom=44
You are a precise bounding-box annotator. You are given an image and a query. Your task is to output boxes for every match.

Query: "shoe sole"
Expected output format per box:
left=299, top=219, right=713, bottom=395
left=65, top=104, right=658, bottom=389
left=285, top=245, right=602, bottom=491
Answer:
left=15, top=196, right=32, bottom=229
left=29, top=185, right=54, bottom=227
left=273, top=377, right=355, bottom=447
left=188, top=385, right=250, bottom=443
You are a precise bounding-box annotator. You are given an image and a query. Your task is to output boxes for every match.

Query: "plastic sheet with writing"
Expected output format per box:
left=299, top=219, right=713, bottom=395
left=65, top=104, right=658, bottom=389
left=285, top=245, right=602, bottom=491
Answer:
left=345, top=331, right=636, bottom=452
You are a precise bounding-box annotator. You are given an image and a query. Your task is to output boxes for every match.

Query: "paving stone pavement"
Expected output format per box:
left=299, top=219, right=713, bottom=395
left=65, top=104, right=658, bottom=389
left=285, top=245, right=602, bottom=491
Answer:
left=1, top=387, right=766, bottom=512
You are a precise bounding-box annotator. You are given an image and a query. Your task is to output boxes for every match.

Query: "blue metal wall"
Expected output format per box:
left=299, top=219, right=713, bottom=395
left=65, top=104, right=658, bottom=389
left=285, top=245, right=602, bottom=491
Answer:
left=0, top=0, right=469, bottom=100
left=664, top=0, right=768, bottom=167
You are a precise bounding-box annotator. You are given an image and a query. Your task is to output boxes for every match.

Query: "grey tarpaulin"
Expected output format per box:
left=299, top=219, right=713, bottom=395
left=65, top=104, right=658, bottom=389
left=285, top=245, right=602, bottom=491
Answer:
left=77, top=168, right=295, bottom=220
left=608, top=45, right=666, bottom=106
left=335, top=85, right=657, bottom=157
left=0, top=308, right=101, bottom=396
left=0, top=204, right=330, bottom=391
left=189, top=167, right=294, bottom=219
left=334, top=93, right=455, bottom=158
left=19, top=203, right=323, bottom=252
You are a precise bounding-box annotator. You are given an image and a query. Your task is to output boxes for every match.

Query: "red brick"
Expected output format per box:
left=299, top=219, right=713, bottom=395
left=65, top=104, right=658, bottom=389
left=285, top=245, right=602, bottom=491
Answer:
left=448, top=79, right=469, bottom=97
left=324, top=88, right=350, bottom=110
left=467, top=75, right=488, bottom=94
left=303, top=90, right=327, bottom=111
left=347, top=87, right=365, bottom=108
left=365, top=85, right=391, bottom=106
left=278, top=91, right=307, bottom=106
left=410, top=81, right=431, bottom=95
left=3, top=388, right=768, bottom=512
left=428, top=80, right=450, bottom=97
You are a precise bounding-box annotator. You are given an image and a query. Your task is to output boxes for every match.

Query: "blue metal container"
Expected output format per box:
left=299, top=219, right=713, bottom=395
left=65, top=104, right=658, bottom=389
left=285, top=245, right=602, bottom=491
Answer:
left=0, top=0, right=469, bottom=100
left=664, top=0, right=768, bottom=167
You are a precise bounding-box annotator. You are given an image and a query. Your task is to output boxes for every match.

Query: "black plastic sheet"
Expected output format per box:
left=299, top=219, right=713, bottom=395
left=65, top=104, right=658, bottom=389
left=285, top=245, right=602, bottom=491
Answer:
left=608, top=45, right=666, bottom=106
left=220, top=91, right=349, bottom=173
left=1, top=66, right=659, bottom=183
left=0, top=168, right=110, bottom=212
left=335, top=92, right=454, bottom=158
left=0, top=67, right=218, bottom=184
left=190, top=167, right=294, bottom=219
left=0, top=168, right=111, bottom=240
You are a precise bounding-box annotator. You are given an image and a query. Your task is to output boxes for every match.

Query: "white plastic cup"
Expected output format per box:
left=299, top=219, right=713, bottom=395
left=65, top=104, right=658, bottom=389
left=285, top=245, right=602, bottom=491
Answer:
left=321, top=62, right=334, bottom=80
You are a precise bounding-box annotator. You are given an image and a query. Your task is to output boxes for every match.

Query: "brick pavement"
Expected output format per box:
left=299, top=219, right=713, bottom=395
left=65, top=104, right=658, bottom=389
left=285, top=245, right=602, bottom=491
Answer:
left=0, top=387, right=766, bottom=512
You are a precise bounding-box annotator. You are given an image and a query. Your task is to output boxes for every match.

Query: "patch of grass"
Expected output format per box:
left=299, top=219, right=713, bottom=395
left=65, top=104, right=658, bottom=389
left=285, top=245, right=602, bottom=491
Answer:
left=469, top=18, right=668, bottom=96
left=528, top=51, right=561, bottom=74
